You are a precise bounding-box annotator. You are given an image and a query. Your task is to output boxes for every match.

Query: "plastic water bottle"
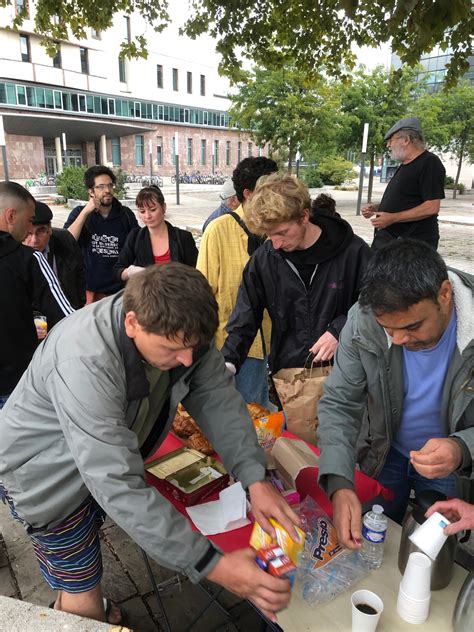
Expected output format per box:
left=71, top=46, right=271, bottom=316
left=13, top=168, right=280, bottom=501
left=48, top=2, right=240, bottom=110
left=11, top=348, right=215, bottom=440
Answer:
left=360, top=504, right=387, bottom=569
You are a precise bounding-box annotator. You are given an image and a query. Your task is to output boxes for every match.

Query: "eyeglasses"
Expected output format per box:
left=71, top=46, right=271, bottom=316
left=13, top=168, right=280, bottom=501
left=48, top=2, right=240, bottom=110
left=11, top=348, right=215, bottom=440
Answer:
left=25, top=226, right=50, bottom=237
left=94, top=183, right=115, bottom=191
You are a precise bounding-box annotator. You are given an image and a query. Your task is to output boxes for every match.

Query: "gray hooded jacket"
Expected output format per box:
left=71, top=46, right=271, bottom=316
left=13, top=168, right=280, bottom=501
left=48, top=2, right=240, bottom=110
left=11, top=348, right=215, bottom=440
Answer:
left=0, top=293, right=266, bottom=583
left=317, top=269, right=473, bottom=501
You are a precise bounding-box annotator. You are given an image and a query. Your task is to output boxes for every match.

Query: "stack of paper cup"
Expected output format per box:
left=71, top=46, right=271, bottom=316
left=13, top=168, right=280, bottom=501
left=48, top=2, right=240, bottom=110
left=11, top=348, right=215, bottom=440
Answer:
left=408, top=510, right=451, bottom=560
left=397, top=552, right=432, bottom=624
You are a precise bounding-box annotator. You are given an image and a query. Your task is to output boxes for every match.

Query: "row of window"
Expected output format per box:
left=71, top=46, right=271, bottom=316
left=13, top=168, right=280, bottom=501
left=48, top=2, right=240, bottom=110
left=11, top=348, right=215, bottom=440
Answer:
left=19, top=31, right=207, bottom=96
left=0, top=81, right=232, bottom=128
left=130, top=135, right=257, bottom=167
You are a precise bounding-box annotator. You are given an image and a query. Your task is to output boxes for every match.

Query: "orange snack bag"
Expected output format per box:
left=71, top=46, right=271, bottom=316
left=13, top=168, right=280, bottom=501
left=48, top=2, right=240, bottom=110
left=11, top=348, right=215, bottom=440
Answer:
left=250, top=518, right=305, bottom=565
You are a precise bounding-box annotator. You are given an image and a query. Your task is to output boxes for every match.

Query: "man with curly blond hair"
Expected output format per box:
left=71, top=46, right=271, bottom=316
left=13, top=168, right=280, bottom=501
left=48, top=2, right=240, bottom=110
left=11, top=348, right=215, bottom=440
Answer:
left=223, top=172, right=371, bottom=377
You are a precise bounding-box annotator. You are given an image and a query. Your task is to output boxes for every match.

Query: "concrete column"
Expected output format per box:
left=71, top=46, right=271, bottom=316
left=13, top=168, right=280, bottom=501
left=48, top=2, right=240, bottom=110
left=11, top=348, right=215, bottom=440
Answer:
left=55, top=136, right=63, bottom=172
left=100, top=134, right=107, bottom=164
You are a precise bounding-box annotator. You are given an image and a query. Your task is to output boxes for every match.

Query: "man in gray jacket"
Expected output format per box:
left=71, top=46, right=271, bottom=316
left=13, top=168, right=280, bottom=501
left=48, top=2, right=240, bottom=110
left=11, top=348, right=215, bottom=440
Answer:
left=0, top=263, right=299, bottom=626
left=317, top=240, right=473, bottom=549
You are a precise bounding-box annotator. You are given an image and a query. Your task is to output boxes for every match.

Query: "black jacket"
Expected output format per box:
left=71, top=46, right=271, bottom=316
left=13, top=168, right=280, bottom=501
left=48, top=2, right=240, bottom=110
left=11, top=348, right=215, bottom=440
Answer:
left=46, top=228, right=86, bottom=309
left=0, top=231, right=74, bottom=395
left=222, top=211, right=371, bottom=374
left=114, top=221, right=198, bottom=282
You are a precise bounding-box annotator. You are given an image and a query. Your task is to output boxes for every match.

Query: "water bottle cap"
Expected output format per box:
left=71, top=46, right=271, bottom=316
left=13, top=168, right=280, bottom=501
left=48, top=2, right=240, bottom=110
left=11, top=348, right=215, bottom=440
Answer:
left=373, top=504, right=384, bottom=514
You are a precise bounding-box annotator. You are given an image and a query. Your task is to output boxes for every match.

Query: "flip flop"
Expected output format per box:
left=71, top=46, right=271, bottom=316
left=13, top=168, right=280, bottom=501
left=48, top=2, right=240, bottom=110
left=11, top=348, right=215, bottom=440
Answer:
left=49, top=597, right=123, bottom=624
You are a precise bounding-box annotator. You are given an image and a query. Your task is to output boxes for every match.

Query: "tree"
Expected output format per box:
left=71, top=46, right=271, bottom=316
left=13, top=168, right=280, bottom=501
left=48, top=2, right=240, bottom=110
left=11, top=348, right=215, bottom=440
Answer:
left=415, top=84, right=474, bottom=198
left=338, top=65, right=423, bottom=201
left=3, top=1, right=472, bottom=85
left=229, top=65, right=341, bottom=171
left=185, top=1, right=472, bottom=86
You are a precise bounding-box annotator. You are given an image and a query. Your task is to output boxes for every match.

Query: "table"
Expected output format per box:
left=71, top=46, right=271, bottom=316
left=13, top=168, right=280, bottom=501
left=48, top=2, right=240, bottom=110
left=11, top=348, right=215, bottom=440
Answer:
left=275, top=519, right=468, bottom=631
left=145, top=433, right=467, bottom=631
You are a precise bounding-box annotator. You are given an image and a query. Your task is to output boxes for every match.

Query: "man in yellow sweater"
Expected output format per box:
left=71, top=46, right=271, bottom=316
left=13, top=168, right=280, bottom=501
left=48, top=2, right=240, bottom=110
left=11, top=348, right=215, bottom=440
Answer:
left=197, top=157, right=277, bottom=407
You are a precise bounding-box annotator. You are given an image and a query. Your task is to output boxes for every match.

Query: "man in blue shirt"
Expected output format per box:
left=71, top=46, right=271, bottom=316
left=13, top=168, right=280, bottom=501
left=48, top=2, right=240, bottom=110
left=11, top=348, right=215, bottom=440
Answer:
left=202, top=178, right=239, bottom=233
left=316, top=240, right=473, bottom=548
left=64, top=166, right=138, bottom=303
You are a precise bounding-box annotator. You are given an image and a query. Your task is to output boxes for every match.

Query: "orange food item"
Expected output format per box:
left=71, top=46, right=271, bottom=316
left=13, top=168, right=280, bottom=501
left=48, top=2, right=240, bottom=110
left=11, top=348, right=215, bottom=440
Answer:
left=172, top=404, right=214, bottom=455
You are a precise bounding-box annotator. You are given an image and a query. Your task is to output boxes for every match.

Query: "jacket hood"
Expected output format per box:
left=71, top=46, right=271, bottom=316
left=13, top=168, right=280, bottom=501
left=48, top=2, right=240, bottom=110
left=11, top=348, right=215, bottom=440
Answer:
left=308, top=209, right=356, bottom=264
left=0, top=231, right=21, bottom=259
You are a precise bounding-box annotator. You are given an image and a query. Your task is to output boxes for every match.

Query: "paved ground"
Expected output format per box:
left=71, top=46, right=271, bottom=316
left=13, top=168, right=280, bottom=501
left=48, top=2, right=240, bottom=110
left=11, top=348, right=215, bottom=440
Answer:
left=0, top=182, right=472, bottom=631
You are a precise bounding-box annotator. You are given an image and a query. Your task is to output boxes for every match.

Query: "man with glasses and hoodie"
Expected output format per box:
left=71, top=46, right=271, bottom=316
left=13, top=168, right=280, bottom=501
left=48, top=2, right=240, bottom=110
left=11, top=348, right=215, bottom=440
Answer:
left=64, top=165, right=138, bottom=303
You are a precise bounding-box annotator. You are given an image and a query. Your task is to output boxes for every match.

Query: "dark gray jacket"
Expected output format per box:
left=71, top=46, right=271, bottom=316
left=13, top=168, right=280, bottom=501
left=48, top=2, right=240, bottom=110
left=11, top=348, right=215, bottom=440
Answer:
left=317, top=269, right=473, bottom=502
left=0, top=293, right=266, bottom=583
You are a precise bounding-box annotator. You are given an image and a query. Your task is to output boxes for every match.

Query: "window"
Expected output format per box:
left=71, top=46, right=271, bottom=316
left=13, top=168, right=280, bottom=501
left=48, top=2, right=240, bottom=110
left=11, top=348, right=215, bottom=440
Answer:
left=80, top=48, right=88, bottom=74
left=156, top=137, right=163, bottom=166
left=213, top=140, right=219, bottom=167
left=135, top=135, right=144, bottom=166
left=201, top=139, right=206, bottom=165
left=172, top=136, right=177, bottom=166
left=15, top=0, right=29, bottom=16
left=187, top=71, right=192, bottom=94
left=187, top=138, right=193, bottom=165
left=19, top=34, right=30, bottom=62
left=118, top=57, right=126, bottom=83
left=237, top=141, right=242, bottom=164
left=248, top=142, right=252, bottom=157
left=172, top=68, right=178, bottom=91
left=111, top=138, right=121, bottom=166
left=225, top=141, right=231, bottom=166
left=52, top=45, right=61, bottom=69
left=157, top=64, right=163, bottom=88
left=124, top=16, right=131, bottom=43
left=200, top=74, right=206, bottom=96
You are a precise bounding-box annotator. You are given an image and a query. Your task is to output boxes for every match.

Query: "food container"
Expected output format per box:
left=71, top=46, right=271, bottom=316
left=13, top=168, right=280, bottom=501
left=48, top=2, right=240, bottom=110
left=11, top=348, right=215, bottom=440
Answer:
left=146, top=447, right=229, bottom=506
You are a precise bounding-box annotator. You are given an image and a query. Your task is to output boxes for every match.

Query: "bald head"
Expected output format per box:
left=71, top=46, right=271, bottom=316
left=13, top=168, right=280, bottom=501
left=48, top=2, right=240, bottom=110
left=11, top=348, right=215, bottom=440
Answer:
left=0, top=181, right=36, bottom=242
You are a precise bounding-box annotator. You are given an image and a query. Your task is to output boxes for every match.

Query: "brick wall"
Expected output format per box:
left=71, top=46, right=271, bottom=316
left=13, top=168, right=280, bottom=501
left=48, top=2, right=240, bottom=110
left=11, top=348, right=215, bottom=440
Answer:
left=0, top=133, right=45, bottom=179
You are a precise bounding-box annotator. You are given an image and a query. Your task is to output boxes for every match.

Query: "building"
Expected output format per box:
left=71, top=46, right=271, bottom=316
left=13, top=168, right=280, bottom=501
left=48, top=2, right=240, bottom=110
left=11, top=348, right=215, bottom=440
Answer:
left=0, top=1, right=259, bottom=179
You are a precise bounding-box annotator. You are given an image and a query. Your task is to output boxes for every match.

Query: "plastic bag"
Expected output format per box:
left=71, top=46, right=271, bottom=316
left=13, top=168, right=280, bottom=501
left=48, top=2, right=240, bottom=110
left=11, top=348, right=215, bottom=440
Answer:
left=297, top=496, right=369, bottom=607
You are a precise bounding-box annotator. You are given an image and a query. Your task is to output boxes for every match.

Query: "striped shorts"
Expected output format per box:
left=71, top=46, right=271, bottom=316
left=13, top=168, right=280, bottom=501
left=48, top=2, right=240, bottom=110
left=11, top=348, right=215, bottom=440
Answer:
left=1, top=488, right=106, bottom=593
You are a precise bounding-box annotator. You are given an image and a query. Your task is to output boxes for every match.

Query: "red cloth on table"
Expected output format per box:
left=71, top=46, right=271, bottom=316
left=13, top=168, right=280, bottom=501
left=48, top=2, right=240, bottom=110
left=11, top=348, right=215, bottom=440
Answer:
left=145, top=431, right=387, bottom=554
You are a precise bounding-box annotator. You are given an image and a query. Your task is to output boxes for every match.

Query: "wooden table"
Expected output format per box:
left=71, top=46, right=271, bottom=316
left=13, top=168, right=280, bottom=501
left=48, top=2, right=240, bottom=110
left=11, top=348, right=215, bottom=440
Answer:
left=275, top=519, right=468, bottom=631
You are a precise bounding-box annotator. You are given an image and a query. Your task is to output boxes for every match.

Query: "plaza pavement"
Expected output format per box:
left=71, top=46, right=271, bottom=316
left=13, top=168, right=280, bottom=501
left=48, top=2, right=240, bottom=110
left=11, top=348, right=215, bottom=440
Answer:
left=0, top=181, right=472, bottom=631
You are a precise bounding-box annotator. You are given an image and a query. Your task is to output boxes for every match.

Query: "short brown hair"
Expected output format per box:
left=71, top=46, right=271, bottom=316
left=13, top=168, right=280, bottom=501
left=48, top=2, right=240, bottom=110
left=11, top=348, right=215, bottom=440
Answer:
left=123, top=263, right=218, bottom=345
left=136, top=186, right=165, bottom=208
left=244, top=172, right=311, bottom=235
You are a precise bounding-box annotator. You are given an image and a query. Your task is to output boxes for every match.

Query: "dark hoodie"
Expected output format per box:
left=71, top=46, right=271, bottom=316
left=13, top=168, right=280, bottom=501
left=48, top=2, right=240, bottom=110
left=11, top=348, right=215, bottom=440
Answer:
left=222, top=210, right=372, bottom=374
left=0, top=232, right=74, bottom=395
left=64, top=198, right=138, bottom=294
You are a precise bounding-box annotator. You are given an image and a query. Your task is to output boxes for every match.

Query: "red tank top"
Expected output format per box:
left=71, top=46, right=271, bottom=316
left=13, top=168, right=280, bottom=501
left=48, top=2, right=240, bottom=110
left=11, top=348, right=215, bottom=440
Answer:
left=154, top=250, right=171, bottom=265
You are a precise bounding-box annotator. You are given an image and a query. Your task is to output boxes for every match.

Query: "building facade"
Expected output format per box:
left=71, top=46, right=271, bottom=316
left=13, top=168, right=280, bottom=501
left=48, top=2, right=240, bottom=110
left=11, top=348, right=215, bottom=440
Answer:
left=0, top=1, right=259, bottom=179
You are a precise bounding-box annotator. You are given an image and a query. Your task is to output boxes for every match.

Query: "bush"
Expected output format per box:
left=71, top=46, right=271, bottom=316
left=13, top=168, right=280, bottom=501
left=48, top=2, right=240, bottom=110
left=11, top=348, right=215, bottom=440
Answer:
left=302, top=165, right=323, bottom=188
left=55, top=166, right=88, bottom=201
left=445, top=181, right=466, bottom=194
left=56, top=166, right=128, bottom=200
left=318, top=156, right=357, bottom=186
left=445, top=175, right=455, bottom=186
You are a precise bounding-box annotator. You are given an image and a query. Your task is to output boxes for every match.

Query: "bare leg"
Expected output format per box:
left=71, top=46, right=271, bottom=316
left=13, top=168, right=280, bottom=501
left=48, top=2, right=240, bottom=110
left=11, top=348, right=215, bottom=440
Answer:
left=52, top=585, right=121, bottom=624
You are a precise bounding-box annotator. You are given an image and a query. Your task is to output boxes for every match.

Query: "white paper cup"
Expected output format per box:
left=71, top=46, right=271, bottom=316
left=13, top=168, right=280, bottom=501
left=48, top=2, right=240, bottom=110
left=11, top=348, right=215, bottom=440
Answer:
left=408, top=511, right=450, bottom=560
left=400, top=552, right=432, bottom=600
left=351, top=589, right=384, bottom=632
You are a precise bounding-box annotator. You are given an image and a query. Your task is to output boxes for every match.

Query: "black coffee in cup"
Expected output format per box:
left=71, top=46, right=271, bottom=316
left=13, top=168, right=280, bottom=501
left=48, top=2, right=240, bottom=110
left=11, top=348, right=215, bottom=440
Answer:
left=356, top=603, right=378, bottom=615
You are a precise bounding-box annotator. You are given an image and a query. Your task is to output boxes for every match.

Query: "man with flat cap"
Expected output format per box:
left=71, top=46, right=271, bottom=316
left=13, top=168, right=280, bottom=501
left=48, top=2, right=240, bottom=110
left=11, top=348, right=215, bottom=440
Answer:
left=24, top=202, right=86, bottom=308
left=362, top=117, right=445, bottom=251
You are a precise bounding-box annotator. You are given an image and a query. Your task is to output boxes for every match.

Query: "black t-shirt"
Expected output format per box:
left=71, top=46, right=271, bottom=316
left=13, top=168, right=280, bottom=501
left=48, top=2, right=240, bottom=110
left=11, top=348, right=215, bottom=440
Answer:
left=378, top=151, right=445, bottom=240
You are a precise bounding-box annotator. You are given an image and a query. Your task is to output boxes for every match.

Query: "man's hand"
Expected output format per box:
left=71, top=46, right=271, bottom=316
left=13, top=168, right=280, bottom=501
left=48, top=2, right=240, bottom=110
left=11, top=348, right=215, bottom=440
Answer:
left=361, top=203, right=378, bottom=219
left=82, top=196, right=98, bottom=216
left=331, top=489, right=362, bottom=550
left=309, top=331, right=338, bottom=362
left=207, top=548, right=292, bottom=622
left=426, top=498, right=474, bottom=536
left=248, top=481, right=301, bottom=542
left=371, top=212, right=396, bottom=230
left=410, top=438, right=462, bottom=479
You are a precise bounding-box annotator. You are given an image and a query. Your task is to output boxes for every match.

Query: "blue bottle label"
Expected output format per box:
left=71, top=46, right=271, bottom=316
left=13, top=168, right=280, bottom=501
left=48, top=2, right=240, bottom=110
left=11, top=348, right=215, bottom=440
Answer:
left=362, top=525, right=386, bottom=543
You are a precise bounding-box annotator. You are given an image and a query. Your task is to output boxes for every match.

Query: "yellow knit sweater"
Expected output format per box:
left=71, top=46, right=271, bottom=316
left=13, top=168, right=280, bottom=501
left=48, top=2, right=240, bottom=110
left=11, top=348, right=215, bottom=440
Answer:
left=197, top=205, right=270, bottom=358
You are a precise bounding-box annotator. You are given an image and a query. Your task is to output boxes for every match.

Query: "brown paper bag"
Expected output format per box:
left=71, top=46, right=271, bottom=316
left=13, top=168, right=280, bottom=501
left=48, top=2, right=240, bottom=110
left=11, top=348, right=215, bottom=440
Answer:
left=272, top=364, right=332, bottom=445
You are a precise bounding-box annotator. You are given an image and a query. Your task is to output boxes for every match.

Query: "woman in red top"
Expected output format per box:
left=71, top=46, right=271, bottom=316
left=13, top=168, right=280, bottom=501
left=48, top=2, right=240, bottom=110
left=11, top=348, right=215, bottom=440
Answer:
left=115, top=186, right=198, bottom=283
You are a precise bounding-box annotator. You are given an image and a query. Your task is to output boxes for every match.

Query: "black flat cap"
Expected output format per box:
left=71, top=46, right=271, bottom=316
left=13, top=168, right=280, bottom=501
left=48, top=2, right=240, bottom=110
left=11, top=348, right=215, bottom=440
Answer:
left=33, top=201, right=53, bottom=225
